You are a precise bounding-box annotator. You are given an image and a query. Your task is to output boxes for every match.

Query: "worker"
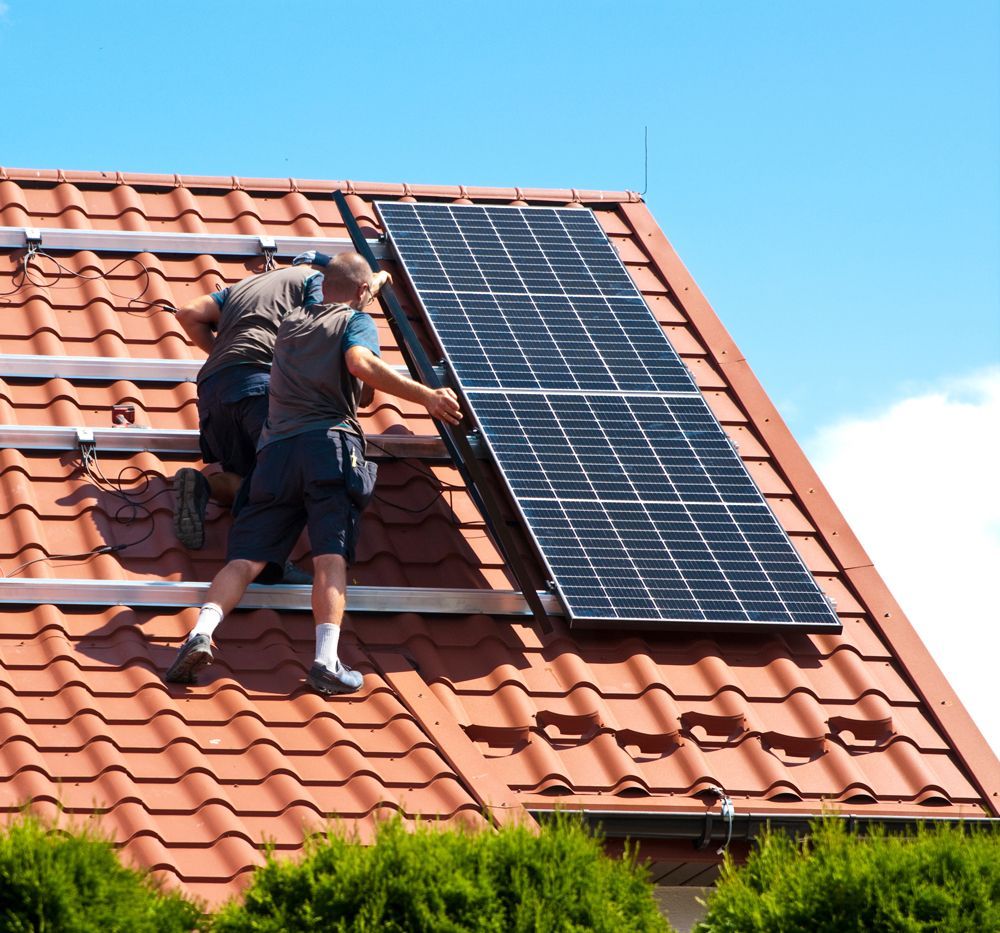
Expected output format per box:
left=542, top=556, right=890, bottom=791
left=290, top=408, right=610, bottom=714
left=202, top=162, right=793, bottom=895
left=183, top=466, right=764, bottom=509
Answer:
left=163, top=252, right=462, bottom=695
left=172, top=253, right=383, bottom=581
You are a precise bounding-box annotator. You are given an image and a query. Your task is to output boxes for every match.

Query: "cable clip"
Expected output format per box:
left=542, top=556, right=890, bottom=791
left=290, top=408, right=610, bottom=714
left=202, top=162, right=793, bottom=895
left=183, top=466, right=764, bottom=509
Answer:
left=695, top=785, right=736, bottom=854
left=259, top=235, right=277, bottom=271
left=717, top=794, right=735, bottom=855
left=24, top=228, right=42, bottom=257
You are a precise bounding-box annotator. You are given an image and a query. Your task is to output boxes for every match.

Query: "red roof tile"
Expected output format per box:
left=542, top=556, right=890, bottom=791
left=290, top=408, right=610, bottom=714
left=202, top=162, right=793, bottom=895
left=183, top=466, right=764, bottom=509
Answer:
left=0, top=168, right=995, bottom=905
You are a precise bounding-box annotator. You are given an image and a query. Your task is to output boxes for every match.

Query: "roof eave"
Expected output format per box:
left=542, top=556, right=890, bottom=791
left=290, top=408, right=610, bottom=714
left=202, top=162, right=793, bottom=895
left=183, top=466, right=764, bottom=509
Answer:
left=532, top=807, right=1000, bottom=845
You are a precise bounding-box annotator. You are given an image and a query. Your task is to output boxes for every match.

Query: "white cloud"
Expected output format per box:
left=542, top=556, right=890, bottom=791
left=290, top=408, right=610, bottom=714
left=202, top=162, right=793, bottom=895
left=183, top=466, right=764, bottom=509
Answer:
left=807, top=368, right=1000, bottom=758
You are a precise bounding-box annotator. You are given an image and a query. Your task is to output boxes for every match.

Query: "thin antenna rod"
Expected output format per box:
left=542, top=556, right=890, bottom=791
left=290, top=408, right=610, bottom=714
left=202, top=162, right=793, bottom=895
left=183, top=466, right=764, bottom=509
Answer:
left=640, top=125, right=649, bottom=197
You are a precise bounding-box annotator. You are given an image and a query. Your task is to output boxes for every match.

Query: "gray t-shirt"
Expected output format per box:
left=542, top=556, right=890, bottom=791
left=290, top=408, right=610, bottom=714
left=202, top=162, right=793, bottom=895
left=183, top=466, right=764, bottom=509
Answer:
left=197, top=266, right=323, bottom=385
left=257, top=302, right=381, bottom=449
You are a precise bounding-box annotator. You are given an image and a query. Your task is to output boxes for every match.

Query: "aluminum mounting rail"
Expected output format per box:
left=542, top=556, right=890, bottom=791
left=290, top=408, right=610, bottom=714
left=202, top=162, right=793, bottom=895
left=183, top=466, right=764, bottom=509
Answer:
left=0, top=577, right=562, bottom=617
left=0, top=424, right=454, bottom=460
left=0, top=225, right=388, bottom=260
left=0, top=353, right=410, bottom=383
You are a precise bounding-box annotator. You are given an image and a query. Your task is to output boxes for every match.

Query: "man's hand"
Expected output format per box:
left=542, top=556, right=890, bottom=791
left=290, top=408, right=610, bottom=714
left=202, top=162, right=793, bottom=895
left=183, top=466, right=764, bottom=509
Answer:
left=370, top=271, right=393, bottom=297
left=424, top=387, right=462, bottom=425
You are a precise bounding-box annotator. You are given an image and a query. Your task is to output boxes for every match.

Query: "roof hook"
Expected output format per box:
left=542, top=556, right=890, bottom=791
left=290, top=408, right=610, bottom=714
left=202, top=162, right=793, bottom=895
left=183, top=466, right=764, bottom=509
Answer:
left=695, top=785, right=735, bottom=854
left=259, top=235, right=277, bottom=272
left=24, top=228, right=42, bottom=259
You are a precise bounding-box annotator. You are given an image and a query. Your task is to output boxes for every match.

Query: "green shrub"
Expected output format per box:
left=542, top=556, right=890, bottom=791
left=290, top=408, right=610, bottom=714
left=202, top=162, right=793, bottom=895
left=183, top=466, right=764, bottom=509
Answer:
left=0, top=812, right=202, bottom=933
left=694, top=816, right=1000, bottom=933
left=212, top=813, right=671, bottom=932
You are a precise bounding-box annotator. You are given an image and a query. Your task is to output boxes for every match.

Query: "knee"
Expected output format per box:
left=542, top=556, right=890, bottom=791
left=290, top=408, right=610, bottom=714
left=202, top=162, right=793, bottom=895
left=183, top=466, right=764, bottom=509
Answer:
left=313, top=553, right=346, bottom=583
left=227, top=558, right=266, bottom=583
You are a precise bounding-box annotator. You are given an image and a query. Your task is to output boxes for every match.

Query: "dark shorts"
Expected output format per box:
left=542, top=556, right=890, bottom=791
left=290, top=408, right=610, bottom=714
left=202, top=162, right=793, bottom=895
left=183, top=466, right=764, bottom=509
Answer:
left=198, top=392, right=269, bottom=477
left=226, top=429, right=376, bottom=579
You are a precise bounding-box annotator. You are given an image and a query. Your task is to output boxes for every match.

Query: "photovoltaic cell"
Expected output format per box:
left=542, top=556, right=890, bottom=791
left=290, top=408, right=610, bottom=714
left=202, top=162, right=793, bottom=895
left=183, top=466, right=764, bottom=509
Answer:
left=376, top=201, right=839, bottom=631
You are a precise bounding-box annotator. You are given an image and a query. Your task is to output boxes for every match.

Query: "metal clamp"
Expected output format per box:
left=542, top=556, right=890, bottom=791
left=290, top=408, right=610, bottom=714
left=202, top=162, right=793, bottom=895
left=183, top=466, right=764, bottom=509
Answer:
left=259, top=235, right=277, bottom=271
left=695, top=785, right=736, bottom=854
left=24, top=228, right=42, bottom=256
left=75, top=427, right=96, bottom=458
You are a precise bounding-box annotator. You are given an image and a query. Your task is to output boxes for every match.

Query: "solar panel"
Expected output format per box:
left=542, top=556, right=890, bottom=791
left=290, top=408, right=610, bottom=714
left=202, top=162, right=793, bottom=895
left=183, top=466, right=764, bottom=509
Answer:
left=376, top=201, right=840, bottom=631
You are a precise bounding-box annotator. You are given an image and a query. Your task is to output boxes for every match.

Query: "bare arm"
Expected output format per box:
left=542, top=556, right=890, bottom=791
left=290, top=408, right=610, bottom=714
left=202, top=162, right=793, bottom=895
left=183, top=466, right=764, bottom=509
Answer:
left=345, top=346, right=462, bottom=425
left=175, top=294, right=221, bottom=354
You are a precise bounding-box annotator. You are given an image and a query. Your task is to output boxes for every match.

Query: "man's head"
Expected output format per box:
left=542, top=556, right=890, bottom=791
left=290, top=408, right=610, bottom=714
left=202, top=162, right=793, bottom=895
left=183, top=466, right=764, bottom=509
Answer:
left=319, top=252, right=376, bottom=308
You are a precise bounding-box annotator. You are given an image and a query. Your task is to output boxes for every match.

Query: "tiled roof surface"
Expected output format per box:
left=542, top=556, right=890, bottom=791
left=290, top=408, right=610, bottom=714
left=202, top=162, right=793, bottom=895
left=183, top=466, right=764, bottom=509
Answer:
left=1, top=168, right=996, bottom=905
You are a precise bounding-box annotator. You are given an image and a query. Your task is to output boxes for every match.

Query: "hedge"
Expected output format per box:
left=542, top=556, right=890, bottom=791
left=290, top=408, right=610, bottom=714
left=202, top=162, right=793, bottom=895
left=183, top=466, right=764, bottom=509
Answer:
left=0, top=813, right=202, bottom=933
left=212, top=813, right=671, bottom=932
left=694, top=816, right=1000, bottom=933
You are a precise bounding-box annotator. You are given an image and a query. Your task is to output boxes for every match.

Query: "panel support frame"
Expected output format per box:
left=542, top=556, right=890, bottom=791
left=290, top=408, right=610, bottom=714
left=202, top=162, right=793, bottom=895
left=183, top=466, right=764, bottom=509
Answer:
left=0, top=577, right=562, bottom=616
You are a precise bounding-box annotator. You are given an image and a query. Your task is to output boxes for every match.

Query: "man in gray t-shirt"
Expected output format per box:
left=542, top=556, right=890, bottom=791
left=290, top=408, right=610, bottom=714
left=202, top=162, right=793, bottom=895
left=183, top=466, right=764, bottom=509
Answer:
left=163, top=252, right=462, bottom=697
left=172, top=264, right=325, bottom=551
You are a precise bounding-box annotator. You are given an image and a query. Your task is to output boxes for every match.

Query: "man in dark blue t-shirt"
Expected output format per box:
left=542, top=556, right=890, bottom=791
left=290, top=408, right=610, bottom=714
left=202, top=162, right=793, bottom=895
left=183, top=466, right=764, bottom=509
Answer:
left=164, top=252, right=462, bottom=696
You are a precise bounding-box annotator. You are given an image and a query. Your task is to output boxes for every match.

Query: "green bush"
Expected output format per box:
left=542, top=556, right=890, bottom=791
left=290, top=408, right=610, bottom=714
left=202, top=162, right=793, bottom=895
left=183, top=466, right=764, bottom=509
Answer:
left=694, top=816, right=1000, bottom=933
left=0, top=812, right=202, bottom=933
left=212, top=813, right=671, bottom=932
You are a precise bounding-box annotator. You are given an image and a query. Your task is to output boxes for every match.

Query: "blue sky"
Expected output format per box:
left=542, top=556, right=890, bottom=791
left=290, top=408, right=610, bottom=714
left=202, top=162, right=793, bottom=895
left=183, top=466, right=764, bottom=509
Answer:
left=1, top=1, right=996, bottom=435
left=1, top=1, right=998, bottom=750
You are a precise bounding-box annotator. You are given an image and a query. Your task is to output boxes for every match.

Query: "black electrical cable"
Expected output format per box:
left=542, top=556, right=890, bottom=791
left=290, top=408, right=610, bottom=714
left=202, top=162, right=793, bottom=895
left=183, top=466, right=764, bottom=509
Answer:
left=0, top=248, right=177, bottom=315
left=0, top=544, right=129, bottom=580
left=0, top=246, right=42, bottom=299
left=363, top=436, right=468, bottom=517
left=0, top=447, right=147, bottom=579
left=78, top=444, right=163, bottom=552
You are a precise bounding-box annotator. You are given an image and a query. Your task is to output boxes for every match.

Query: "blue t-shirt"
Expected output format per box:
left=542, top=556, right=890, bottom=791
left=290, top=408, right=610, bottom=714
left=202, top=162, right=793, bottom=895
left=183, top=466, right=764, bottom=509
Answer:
left=342, top=311, right=380, bottom=356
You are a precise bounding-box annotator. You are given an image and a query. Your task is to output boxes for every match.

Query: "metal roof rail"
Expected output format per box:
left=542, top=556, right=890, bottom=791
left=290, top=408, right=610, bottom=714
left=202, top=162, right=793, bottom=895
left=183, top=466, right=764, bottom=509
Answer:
left=0, top=225, right=388, bottom=260
left=0, top=424, right=453, bottom=460
left=0, top=354, right=411, bottom=383
left=0, top=577, right=562, bottom=616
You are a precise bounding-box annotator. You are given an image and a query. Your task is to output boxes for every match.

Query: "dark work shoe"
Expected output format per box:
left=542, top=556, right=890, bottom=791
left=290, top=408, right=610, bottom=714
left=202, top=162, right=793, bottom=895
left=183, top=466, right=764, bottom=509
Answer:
left=173, top=468, right=210, bottom=550
left=281, top=561, right=313, bottom=585
left=164, top=633, right=213, bottom=684
left=308, top=660, right=363, bottom=696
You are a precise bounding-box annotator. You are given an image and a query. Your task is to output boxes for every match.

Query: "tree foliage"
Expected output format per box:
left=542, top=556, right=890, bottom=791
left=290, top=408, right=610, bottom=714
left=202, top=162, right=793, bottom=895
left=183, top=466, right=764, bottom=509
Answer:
left=0, top=813, right=202, bottom=933
left=212, top=814, right=671, bottom=933
left=695, top=816, right=1000, bottom=933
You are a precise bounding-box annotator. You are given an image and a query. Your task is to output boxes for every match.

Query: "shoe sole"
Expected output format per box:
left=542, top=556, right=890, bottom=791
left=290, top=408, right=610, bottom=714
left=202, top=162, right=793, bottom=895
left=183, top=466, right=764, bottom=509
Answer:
left=173, top=469, right=206, bottom=550
left=164, top=644, right=213, bottom=684
left=308, top=673, right=363, bottom=696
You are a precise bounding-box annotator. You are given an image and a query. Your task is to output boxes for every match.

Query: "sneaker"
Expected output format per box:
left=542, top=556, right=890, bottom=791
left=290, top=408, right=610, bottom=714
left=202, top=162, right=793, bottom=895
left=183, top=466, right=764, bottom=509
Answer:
left=281, top=561, right=313, bottom=585
left=164, top=633, right=213, bottom=683
left=173, top=468, right=210, bottom=550
left=308, top=660, right=363, bottom=696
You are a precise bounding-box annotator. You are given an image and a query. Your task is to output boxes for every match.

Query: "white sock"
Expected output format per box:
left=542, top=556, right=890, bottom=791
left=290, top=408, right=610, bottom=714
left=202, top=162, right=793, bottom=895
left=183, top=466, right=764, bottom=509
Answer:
left=190, top=603, right=224, bottom=640
left=314, top=623, right=341, bottom=669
